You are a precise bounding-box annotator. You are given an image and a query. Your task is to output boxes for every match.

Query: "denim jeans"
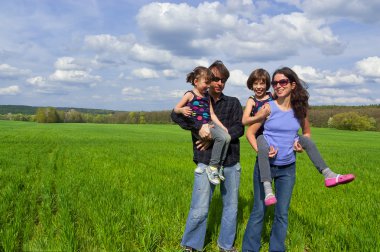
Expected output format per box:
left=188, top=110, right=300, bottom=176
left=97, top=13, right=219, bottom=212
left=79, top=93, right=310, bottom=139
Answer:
left=242, top=161, right=296, bottom=252
left=181, top=162, right=241, bottom=251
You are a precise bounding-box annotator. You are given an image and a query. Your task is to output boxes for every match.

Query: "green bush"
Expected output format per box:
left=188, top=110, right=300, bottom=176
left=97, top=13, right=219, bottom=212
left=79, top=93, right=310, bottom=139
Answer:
left=328, top=112, right=376, bottom=131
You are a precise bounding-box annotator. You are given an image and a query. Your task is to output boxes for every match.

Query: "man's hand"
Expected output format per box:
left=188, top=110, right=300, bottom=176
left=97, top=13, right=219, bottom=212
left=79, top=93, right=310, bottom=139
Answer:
left=268, top=146, right=278, bottom=158
left=196, top=139, right=212, bottom=151
left=198, top=124, right=212, bottom=139
left=293, top=140, right=304, bottom=153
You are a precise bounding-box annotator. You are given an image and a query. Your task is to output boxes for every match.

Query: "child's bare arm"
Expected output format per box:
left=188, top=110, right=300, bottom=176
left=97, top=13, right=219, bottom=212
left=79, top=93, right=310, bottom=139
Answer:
left=246, top=123, right=262, bottom=152
left=174, top=92, right=193, bottom=116
left=242, top=99, right=270, bottom=126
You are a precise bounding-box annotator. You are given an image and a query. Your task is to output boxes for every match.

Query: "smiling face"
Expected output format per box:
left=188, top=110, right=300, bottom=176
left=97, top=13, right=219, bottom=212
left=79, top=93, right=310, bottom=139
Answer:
left=252, top=80, right=267, bottom=99
left=271, top=73, right=295, bottom=98
left=194, top=77, right=210, bottom=94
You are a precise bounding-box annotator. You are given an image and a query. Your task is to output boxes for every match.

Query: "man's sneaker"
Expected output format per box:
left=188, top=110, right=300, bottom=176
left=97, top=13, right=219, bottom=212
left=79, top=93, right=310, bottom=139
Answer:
left=183, top=246, right=195, bottom=252
left=206, top=166, right=220, bottom=185
left=219, top=246, right=238, bottom=252
left=219, top=166, right=225, bottom=181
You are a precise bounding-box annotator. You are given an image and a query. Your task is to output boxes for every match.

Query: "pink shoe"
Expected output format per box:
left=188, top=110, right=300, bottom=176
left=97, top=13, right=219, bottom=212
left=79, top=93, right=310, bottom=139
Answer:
left=264, top=194, right=277, bottom=206
left=325, top=174, right=355, bottom=187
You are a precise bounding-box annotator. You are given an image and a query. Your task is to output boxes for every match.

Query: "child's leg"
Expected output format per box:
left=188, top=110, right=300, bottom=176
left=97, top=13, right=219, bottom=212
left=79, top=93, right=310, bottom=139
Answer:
left=209, top=123, right=229, bottom=168
left=257, top=135, right=272, bottom=182
left=298, top=135, right=328, bottom=173
left=298, top=135, right=355, bottom=187
left=209, top=123, right=231, bottom=181
left=257, top=135, right=276, bottom=206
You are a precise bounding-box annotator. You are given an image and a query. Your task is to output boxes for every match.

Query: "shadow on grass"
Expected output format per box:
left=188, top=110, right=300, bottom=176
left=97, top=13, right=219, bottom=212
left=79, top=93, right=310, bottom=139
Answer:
left=203, top=187, right=275, bottom=251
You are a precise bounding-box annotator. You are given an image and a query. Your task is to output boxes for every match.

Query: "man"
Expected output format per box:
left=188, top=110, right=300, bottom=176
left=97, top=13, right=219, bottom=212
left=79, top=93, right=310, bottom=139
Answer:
left=171, top=60, right=244, bottom=252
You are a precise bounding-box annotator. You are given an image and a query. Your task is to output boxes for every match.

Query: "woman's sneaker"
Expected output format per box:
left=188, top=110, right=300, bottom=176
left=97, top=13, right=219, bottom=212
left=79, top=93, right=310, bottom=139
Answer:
left=206, top=166, right=220, bottom=185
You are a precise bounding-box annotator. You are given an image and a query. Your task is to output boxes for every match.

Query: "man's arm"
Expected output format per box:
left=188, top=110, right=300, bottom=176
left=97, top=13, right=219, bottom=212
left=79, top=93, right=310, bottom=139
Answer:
left=227, top=98, right=244, bottom=140
left=170, top=110, right=200, bottom=131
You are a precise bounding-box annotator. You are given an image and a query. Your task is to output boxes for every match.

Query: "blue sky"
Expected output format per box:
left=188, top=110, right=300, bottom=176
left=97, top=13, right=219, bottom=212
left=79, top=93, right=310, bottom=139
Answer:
left=1, top=0, right=380, bottom=111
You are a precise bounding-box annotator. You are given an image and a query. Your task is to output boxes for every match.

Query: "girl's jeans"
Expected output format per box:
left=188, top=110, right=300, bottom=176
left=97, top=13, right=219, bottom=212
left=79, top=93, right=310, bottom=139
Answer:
left=181, top=162, right=241, bottom=251
left=242, top=161, right=296, bottom=252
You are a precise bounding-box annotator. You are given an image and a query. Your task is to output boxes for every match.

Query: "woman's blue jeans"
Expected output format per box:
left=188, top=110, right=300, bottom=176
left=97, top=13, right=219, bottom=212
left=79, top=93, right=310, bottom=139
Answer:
left=242, top=161, right=296, bottom=252
left=181, top=162, right=241, bottom=251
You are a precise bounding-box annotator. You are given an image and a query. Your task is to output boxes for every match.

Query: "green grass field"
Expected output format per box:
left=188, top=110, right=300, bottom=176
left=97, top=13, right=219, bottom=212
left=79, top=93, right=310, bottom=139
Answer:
left=0, top=121, right=379, bottom=251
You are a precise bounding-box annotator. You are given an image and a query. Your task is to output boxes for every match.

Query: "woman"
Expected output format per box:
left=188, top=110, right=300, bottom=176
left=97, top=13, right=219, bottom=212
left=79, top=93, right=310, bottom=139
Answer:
left=242, top=67, right=309, bottom=252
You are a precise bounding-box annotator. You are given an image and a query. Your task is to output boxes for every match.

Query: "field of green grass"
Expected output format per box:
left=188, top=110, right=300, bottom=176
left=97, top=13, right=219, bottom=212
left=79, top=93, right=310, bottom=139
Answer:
left=0, top=121, right=379, bottom=251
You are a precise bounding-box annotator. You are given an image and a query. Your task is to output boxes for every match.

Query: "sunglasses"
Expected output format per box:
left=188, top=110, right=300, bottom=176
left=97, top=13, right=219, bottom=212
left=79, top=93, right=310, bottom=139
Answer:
left=271, top=79, right=289, bottom=87
left=211, top=76, right=227, bottom=83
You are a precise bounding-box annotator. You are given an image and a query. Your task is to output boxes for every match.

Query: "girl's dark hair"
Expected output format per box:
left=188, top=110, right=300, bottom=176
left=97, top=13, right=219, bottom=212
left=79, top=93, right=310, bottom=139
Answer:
left=186, top=66, right=212, bottom=86
left=272, top=67, right=309, bottom=125
left=209, top=60, right=230, bottom=81
left=246, top=68, right=271, bottom=91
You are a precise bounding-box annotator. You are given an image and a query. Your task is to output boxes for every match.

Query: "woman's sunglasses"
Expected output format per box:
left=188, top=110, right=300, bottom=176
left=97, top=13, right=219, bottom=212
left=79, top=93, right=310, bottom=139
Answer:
left=271, top=79, right=289, bottom=87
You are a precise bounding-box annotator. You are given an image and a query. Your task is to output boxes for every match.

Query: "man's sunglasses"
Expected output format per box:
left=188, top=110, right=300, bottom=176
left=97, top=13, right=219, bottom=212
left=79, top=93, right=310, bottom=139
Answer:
left=271, top=79, right=290, bottom=87
left=211, top=76, right=227, bottom=83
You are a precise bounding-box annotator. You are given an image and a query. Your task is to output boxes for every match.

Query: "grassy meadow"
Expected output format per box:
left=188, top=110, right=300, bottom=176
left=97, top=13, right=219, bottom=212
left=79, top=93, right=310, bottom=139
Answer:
left=0, top=120, right=379, bottom=251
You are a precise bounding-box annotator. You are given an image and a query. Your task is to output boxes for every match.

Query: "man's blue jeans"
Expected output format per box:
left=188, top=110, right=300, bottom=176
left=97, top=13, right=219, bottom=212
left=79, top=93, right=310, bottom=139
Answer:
left=181, top=162, right=241, bottom=251
left=242, top=161, right=296, bottom=252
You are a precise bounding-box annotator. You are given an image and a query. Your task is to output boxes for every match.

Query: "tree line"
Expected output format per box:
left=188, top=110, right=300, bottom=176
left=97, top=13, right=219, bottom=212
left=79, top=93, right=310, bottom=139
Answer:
left=0, top=105, right=379, bottom=131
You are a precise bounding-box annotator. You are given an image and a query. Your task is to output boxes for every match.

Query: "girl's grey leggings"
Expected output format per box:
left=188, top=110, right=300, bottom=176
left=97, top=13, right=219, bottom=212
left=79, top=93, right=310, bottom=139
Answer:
left=257, top=135, right=328, bottom=182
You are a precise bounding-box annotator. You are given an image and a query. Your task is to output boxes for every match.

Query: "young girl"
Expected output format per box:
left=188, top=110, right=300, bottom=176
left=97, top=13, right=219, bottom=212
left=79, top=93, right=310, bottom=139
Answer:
left=243, top=68, right=355, bottom=206
left=174, top=66, right=231, bottom=185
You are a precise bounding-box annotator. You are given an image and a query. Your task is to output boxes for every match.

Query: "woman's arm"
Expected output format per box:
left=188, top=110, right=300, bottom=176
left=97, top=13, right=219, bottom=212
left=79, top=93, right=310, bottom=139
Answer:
left=302, top=115, right=311, bottom=138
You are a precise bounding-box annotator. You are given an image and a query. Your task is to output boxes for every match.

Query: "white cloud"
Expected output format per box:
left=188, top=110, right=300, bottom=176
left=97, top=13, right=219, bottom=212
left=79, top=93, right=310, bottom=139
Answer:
left=162, top=69, right=179, bottom=79
left=122, top=87, right=142, bottom=96
left=0, top=64, right=30, bottom=79
left=136, top=2, right=345, bottom=61
left=49, top=69, right=101, bottom=84
left=0, top=85, right=20, bottom=95
left=27, top=76, right=48, bottom=88
left=84, top=34, right=136, bottom=53
left=292, top=65, right=364, bottom=87
left=131, top=68, right=159, bottom=79
left=168, top=89, right=186, bottom=98
left=229, top=69, right=248, bottom=86
left=356, top=56, right=380, bottom=78
left=54, top=57, right=86, bottom=70
left=130, top=43, right=173, bottom=64
left=298, top=0, right=380, bottom=23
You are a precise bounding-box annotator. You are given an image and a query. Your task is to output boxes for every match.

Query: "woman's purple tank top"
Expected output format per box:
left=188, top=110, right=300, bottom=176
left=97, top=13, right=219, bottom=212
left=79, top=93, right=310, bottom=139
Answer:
left=264, top=100, right=300, bottom=166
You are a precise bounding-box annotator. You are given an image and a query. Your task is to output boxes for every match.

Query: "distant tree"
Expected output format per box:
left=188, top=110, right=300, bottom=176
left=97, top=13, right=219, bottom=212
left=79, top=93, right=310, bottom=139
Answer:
left=328, top=112, right=376, bottom=131
left=139, top=112, right=145, bottom=124
left=35, top=107, right=60, bottom=123
left=129, top=112, right=136, bottom=124
left=65, top=109, right=83, bottom=123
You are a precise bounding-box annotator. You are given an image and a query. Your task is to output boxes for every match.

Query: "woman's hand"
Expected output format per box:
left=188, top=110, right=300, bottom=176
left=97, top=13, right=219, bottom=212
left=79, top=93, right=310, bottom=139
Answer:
left=268, top=146, right=278, bottom=158
left=293, top=140, right=304, bottom=152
